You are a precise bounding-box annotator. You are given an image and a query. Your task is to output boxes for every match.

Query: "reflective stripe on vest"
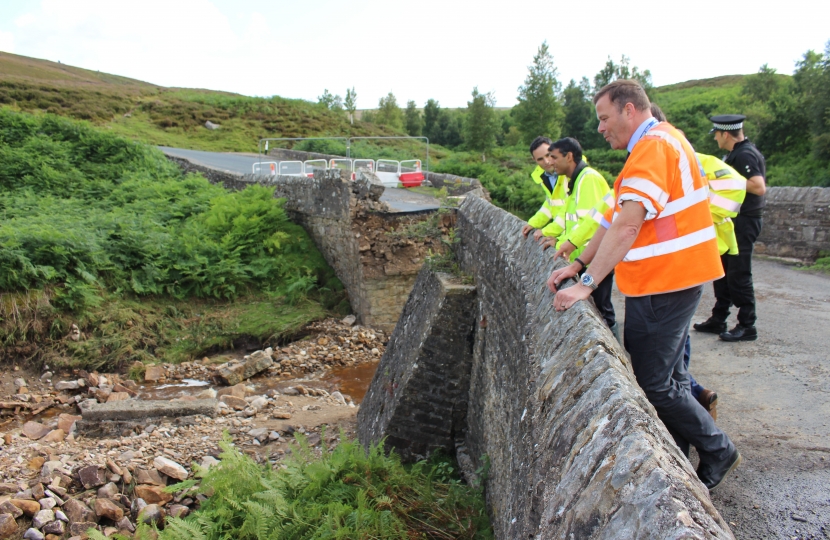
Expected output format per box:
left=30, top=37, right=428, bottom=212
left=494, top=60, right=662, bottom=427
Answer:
left=624, top=226, right=717, bottom=262
left=709, top=192, right=742, bottom=213
left=709, top=179, right=746, bottom=191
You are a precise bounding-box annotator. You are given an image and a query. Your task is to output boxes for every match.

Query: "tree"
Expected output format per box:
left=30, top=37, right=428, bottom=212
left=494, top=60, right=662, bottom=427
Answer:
left=376, top=92, right=404, bottom=130
left=593, top=55, right=653, bottom=94
left=561, top=78, right=596, bottom=144
left=514, top=41, right=564, bottom=146
left=405, top=100, right=423, bottom=136
left=743, top=64, right=782, bottom=102
left=423, top=99, right=441, bottom=141
left=464, top=87, right=498, bottom=159
left=344, top=87, right=357, bottom=124
left=318, top=89, right=342, bottom=110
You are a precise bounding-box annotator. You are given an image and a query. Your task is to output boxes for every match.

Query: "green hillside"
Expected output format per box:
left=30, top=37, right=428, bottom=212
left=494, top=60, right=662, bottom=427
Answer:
left=0, top=51, right=395, bottom=152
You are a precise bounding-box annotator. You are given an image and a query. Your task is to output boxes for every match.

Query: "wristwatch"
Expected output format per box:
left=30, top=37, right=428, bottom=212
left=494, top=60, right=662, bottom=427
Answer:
left=580, top=274, right=598, bottom=291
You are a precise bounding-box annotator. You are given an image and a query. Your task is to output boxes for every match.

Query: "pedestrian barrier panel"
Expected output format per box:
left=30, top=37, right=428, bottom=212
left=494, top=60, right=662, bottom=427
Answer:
left=399, top=159, right=424, bottom=188
left=252, top=162, right=278, bottom=176
left=376, top=160, right=401, bottom=187
left=279, top=161, right=304, bottom=176
left=304, top=159, right=328, bottom=177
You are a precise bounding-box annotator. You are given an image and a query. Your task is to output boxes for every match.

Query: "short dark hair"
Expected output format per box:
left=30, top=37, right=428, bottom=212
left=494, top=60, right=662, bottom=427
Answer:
left=550, top=137, right=583, bottom=164
left=650, top=103, right=667, bottom=122
left=529, top=136, right=552, bottom=155
left=715, top=128, right=743, bottom=138
left=593, top=79, right=651, bottom=112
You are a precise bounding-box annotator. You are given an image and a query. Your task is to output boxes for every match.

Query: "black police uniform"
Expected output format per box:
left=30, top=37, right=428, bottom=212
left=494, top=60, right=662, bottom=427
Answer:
left=711, top=119, right=766, bottom=334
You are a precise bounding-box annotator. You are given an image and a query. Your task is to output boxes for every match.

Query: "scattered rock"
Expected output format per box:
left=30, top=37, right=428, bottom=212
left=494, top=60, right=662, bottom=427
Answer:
left=133, top=485, right=172, bottom=505
left=130, top=498, right=146, bottom=519
left=54, top=380, right=80, bottom=391
left=23, top=528, right=44, bottom=540
left=219, top=395, right=247, bottom=410
left=22, top=421, right=51, bottom=440
left=249, top=396, right=268, bottom=411
left=134, top=469, right=166, bottom=487
left=168, top=504, right=189, bottom=519
left=10, top=499, right=41, bottom=517
left=41, top=429, right=66, bottom=443
left=137, top=504, right=165, bottom=526
left=0, top=513, right=18, bottom=538
left=57, top=414, right=82, bottom=433
left=42, top=520, right=65, bottom=536
left=68, top=522, right=98, bottom=537
left=94, top=498, right=124, bottom=522
left=106, top=392, right=130, bottom=403
left=273, top=412, right=292, bottom=419
left=13, top=378, right=27, bottom=390
left=54, top=510, right=68, bottom=522
left=97, top=483, right=119, bottom=500
left=61, top=499, right=97, bottom=524
left=199, top=456, right=219, bottom=470
left=215, top=349, right=273, bottom=386
left=117, top=516, right=135, bottom=533
left=32, top=484, right=45, bottom=500
left=216, top=384, right=247, bottom=399
left=204, top=121, right=220, bottom=130
left=32, top=508, right=55, bottom=528
left=78, top=466, right=107, bottom=489
left=112, top=383, right=137, bottom=397
left=342, top=315, right=357, bottom=326
left=144, top=365, right=164, bottom=382
left=0, top=501, right=22, bottom=519
left=153, top=457, right=188, bottom=481
left=38, top=498, right=56, bottom=510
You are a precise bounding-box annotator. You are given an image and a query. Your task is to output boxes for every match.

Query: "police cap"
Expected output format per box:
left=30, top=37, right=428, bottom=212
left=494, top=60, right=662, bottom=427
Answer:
left=709, top=114, right=746, bottom=134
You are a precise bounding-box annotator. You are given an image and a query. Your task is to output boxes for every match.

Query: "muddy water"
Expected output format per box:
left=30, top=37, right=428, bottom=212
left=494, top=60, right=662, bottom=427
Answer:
left=135, top=360, right=381, bottom=404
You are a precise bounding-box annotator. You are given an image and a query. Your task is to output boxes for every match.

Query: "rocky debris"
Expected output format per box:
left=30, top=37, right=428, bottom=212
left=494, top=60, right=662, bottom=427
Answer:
left=0, top=317, right=374, bottom=537
left=204, top=121, right=220, bottom=130
left=143, top=365, right=164, bottom=382
left=0, top=513, right=18, bottom=537
left=21, top=422, right=51, bottom=441
left=214, top=348, right=274, bottom=386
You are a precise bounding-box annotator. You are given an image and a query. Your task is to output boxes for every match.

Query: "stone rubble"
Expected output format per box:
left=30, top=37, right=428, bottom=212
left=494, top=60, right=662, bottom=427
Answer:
left=0, top=317, right=380, bottom=539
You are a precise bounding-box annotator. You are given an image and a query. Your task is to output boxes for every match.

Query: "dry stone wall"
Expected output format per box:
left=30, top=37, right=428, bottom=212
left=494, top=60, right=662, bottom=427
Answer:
left=359, top=196, right=734, bottom=539
left=756, top=186, right=830, bottom=260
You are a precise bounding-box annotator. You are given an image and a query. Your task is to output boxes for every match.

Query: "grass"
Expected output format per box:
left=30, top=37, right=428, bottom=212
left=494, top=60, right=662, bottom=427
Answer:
left=114, top=434, right=493, bottom=540
left=802, top=251, right=830, bottom=274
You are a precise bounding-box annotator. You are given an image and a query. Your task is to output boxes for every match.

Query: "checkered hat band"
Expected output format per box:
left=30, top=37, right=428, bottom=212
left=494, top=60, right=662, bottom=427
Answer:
left=713, top=122, right=743, bottom=130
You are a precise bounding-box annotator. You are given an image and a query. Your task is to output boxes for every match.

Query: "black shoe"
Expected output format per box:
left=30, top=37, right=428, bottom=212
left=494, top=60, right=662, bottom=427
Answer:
left=719, top=325, right=758, bottom=342
left=697, top=447, right=741, bottom=491
left=693, top=317, right=727, bottom=334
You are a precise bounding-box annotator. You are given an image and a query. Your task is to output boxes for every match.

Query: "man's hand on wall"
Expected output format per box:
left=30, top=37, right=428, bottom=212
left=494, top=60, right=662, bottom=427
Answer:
left=540, top=237, right=557, bottom=251
left=533, top=229, right=545, bottom=241
left=547, top=264, right=579, bottom=293
left=552, top=240, right=576, bottom=260
left=553, top=282, right=591, bottom=312
left=522, top=224, right=535, bottom=238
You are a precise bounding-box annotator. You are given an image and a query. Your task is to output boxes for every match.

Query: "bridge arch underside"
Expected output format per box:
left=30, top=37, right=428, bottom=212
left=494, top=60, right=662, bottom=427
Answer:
left=455, top=197, right=732, bottom=538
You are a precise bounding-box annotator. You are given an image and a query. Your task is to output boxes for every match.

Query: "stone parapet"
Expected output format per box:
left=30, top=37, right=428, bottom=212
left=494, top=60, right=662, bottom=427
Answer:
left=756, top=186, right=830, bottom=260
left=357, top=268, right=477, bottom=460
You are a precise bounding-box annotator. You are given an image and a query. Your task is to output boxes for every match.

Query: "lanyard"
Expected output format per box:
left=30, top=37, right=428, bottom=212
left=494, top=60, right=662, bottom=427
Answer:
left=628, top=118, right=660, bottom=153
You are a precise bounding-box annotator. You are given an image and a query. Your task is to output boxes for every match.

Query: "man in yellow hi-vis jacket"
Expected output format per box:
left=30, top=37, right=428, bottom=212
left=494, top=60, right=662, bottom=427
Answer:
left=521, top=137, right=568, bottom=241
left=539, top=137, right=617, bottom=335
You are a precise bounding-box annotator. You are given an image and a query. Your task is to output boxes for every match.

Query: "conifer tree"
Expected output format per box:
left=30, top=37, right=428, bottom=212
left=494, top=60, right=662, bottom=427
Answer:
left=514, top=41, right=563, bottom=145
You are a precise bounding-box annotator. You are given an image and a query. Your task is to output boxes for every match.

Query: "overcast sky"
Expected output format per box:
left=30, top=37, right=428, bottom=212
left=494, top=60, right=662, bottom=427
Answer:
left=1, top=0, right=827, bottom=109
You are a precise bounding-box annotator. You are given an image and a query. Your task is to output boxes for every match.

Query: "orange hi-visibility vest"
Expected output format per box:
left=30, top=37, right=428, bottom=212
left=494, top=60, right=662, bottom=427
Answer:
left=604, top=122, right=724, bottom=297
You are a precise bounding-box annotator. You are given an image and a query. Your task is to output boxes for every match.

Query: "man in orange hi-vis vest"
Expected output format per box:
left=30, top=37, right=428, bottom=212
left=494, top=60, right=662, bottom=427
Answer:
left=546, top=80, right=741, bottom=491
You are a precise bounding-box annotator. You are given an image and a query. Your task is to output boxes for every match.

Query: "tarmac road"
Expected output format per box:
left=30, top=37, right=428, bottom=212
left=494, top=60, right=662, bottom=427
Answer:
left=613, top=258, right=830, bottom=539
left=159, top=146, right=440, bottom=214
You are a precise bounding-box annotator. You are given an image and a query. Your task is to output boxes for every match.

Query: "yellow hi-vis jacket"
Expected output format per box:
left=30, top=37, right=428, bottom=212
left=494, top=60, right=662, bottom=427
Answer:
left=697, top=153, right=747, bottom=255
left=545, top=164, right=610, bottom=261
left=527, top=166, right=568, bottom=230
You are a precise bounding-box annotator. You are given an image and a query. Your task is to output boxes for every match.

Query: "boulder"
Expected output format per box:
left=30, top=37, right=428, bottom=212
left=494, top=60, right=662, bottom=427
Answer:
left=22, top=421, right=51, bottom=440
left=68, top=522, right=98, bottom=537
left=10, top=499, right=40, bottom=517
left=42, top=520, right=65, bottom=536
left=32, top=508, right=55, bottom=528
left=137, top=504, right=165, bottom=526
left=0, top=513, right=18, bottom=538
left=153, top=457, right=187, bottom=481
left=214, top=349, right=273, bottom=386
left=0, top=501, right=22, bottom=519
left=41, top=429, right=66, bottom=443
left=77, top=466, right=107, bottom=489
left=97, top=483, right=119, bottom=500
left=61, top=499, right=97, bottom=524
left=144, top=365, right=164, bottom=382
left=23, top=528, right=44, bottom=540
left=133, top=485, right=172, bottom=505
left=94, top=499, right=123, bottom=522
left=134, top=468, right=166, bottom=487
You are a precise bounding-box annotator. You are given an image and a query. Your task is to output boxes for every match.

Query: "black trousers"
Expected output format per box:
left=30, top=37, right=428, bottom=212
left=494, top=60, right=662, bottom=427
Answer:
left=712, top=215, right=763, bottom=327
left=592, top=269, right=616, bottom=327
left=625, top=286, right=733, bottom=463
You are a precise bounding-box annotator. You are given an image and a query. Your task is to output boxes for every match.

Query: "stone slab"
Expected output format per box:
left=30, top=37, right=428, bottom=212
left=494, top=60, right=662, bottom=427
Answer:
left=80, top=399, right=217, bottom=422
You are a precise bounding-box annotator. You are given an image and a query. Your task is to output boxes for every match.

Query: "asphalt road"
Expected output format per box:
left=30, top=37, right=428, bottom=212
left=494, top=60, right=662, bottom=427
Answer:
left=613, top=258, right=830, bottom=539
left=159, top=146, right=440, bottom=214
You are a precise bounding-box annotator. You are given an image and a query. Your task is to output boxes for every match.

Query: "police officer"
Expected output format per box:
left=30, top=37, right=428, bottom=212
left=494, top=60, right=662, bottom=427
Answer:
left=694, top=115, right=767, bottom=342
